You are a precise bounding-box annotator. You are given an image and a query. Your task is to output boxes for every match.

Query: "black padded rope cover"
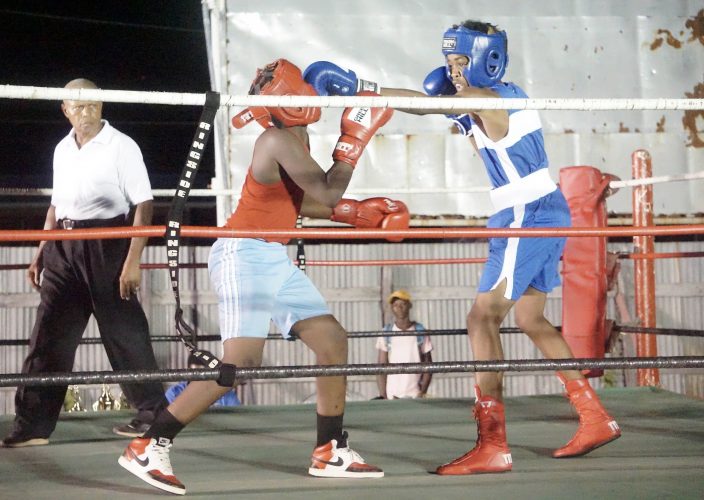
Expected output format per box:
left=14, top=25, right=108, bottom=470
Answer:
left=295, top=215, right=306, bottom=272
left=165, top=91, right=230, bottom=374
left=216, top=363, right=238, bottom=387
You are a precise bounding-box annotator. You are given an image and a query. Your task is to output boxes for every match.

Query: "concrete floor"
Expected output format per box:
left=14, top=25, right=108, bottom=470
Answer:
left=0, top=387, right=702, bottom=499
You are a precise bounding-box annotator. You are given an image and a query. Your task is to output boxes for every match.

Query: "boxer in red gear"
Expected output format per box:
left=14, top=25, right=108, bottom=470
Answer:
left=117, top=59, right=392, bottom=495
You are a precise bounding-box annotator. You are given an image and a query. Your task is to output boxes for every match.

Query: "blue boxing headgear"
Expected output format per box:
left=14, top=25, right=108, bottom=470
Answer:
left=441, top=25, right=508, bottom=88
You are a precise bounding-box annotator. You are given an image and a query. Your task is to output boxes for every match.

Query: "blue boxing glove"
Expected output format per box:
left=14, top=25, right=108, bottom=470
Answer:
left=303, top=61, right=379, bottom=96
left=423, top=66, right=473, bottom=136
left=423, top=66, right=456, bottom=96
left=447, top=113, right=473, bottom=136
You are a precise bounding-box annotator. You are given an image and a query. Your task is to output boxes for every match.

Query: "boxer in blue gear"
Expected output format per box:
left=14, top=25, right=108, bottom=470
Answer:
left=441, top=24, right=508, bottom=88
left=304, top=18, right=620, bottom=475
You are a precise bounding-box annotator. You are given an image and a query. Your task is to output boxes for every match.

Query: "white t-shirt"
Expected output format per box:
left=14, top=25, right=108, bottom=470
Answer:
left=376, top=323, right=433, bottom=399
left=51, top=120, right=153, bottom=220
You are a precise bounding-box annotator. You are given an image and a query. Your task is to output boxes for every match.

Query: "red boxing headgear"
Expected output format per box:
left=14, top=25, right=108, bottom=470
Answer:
left=231, top=59, right=321, bottom=130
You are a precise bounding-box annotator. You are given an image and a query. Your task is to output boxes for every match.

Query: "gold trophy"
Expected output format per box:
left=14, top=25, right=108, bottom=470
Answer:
left=63, top=385, right=86, bottom=412
left=118, top=391, right=131, bottom=410
left=93, top=384, right=117, bottom=411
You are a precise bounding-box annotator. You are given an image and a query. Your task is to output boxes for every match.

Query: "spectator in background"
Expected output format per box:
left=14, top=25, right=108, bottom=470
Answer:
left=165, top=354, right=241, bottom=407
left=376, top=290, right=433, bottom=399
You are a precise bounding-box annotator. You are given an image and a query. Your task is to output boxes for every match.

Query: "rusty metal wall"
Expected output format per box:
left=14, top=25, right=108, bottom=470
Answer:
left=2, top=240, right=703, bottom=415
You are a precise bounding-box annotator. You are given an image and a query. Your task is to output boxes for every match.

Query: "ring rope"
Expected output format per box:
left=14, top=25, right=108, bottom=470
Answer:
left=615, top=325, right=704, bottom=337
left=0, top=356, right=701, bottom=387
left=3, top=248, right=704, bottom=273
left=5, top=87, right=701, bottom=390
left=4, top=164, right=704, bottom=200
left=2, top=84, right=703, bottom=110
left=2, top=163, right=701, bottom=203
left=619, top=251, right=704, bottom=260
left=1, top=326, right=701, bottom=347
left=2, top=224, right=704, bottom=243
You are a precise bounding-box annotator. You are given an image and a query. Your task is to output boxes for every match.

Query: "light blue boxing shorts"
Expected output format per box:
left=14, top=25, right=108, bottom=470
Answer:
left=478, top=189, right=571, bottom=301
left=208, top=238, right=330, bottom=340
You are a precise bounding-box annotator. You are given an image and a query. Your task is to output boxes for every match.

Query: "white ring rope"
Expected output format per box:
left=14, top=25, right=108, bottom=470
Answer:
left=3, top=84, right=701, bottom=199
left=608, top=170, right=704, bottom=188
left=1, top=84, right=703, bottom=111
left=3, top=170, right=703, bottom=199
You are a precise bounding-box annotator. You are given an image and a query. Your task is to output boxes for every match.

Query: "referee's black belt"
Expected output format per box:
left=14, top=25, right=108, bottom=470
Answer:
left=57, top=215, right=127, bottom=230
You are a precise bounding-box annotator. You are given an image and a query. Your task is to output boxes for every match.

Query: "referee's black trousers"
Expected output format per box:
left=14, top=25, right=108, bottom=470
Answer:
left=13, top=234, right=167, bottom=438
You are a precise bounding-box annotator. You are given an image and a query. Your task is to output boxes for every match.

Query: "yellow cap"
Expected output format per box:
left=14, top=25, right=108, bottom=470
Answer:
left=388, top=289, right=412, bottom=304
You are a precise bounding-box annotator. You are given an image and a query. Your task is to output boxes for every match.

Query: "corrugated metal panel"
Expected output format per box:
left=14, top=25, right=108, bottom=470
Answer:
left=2, top=240, right=704, bottom=414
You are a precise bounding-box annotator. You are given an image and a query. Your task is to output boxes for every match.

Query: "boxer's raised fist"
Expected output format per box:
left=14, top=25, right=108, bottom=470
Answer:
left=333, top=92, right=393, bottom=168
left=423, top=66, right=456, bottom=97
left=304, top=61, right=378, bottom=96
left=423, top=66, right=473, bottom=137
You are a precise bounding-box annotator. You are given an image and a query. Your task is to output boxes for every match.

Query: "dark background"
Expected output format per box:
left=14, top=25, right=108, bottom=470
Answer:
left=0, top=1, right=215, bottom=230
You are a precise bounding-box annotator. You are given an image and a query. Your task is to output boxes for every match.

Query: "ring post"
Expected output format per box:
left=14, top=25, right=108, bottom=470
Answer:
left=559, top=166, right=614, bottom=377
left=632, top=149, right=660, bottom=387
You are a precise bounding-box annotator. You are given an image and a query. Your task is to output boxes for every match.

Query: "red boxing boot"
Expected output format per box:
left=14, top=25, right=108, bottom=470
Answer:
left=436, top=387, right=513, bottom=475
left=553, top=378, right=621, bottom=458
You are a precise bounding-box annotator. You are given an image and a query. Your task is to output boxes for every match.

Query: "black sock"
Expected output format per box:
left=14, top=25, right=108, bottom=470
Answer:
left=143, top=408, right=185, bottom=441
left=316, top=413, right=344, bottom=446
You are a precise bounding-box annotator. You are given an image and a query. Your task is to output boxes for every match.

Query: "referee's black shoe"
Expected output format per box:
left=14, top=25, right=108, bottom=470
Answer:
left=112, top=418, right=150, bottom=438
left=2, top=430, right=49, bottom=448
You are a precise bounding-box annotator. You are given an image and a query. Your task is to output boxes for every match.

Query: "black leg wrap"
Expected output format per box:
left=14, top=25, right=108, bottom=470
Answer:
left=216, top=363, right=237, bottom=387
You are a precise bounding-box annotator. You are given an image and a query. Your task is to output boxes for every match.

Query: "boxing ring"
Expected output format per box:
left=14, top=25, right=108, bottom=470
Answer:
left=1, top=84, right=704, bottom=498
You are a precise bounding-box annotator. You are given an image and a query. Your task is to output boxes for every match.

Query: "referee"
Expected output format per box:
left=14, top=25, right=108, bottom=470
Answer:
left=2, top=78, right=168, bottom=448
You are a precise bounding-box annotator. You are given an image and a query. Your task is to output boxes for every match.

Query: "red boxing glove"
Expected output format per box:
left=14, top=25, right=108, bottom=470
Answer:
left=331, top=197, right=409, bottom=242
left=333, top=91, right=394, bottom=168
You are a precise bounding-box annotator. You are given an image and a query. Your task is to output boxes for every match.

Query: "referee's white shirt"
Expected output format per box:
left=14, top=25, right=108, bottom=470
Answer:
left=51, top=120, right=153, bottom=220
